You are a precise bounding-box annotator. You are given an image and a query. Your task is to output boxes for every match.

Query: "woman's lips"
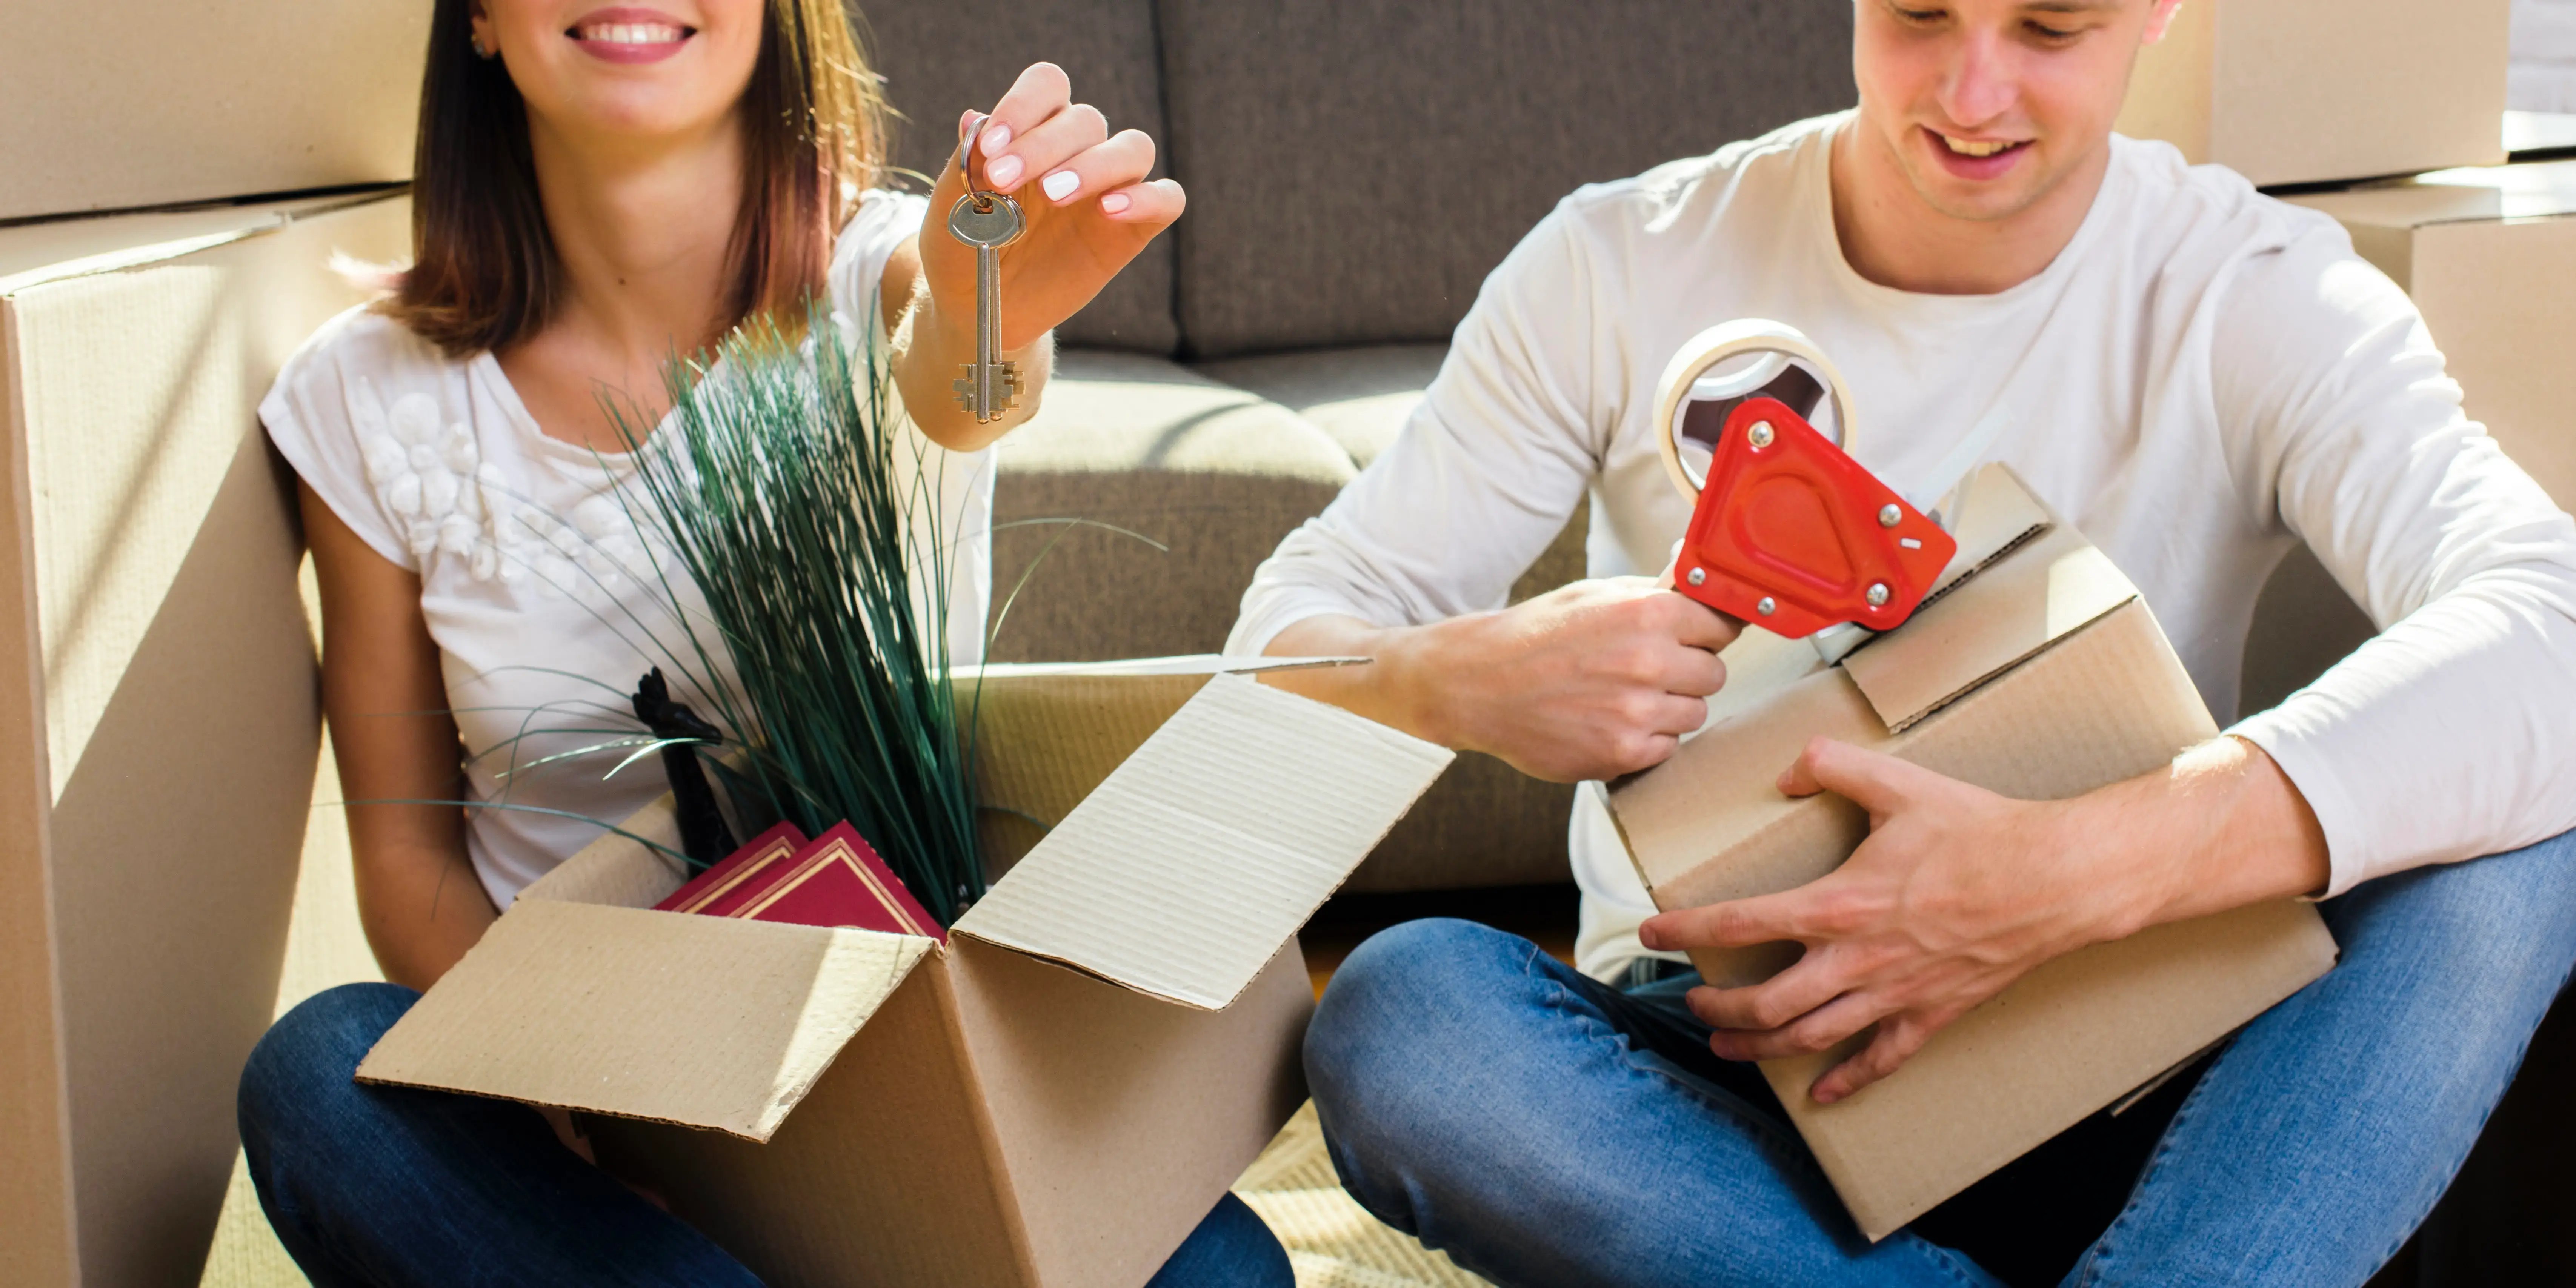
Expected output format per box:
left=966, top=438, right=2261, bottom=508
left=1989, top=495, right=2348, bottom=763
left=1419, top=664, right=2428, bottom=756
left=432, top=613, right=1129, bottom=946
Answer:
left=1922, top=127, right=2032, bottom=181
left=567, top=11, right=693, bottom=64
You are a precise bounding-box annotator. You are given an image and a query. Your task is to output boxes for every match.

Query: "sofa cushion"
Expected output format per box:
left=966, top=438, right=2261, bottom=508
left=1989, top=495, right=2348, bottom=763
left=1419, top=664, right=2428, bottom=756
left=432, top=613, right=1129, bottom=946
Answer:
left=1157, top=0, right=1856, bottom=358
left=1198, top=343, right=1588, bottom=603
left=1198, top=343, right=1449, bottom=467
left=858, top=0, right=1179, bottom=352
left=986, top=350, right=1352, bottom=662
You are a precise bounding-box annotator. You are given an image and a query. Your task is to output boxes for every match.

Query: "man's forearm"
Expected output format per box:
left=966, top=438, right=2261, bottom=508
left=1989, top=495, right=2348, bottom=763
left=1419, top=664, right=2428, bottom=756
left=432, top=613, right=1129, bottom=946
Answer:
left=2070, top=736, right=2332, bottom=942
left=1258, top=582, right=1736, bottom=783
left=1260, top=614, right=1451, bottom=746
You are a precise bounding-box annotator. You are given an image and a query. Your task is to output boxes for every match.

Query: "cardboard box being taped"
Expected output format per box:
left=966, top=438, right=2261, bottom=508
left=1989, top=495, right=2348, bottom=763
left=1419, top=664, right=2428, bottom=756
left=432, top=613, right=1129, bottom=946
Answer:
left=1607, top=464, right=2340, bottom=1242
left=357, top=658, right=1453, bottom=1288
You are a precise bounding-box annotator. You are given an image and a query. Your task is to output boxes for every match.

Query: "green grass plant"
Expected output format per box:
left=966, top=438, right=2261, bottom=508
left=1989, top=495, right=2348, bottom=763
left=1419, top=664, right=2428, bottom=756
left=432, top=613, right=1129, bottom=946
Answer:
left=607, top=306, right=984, bottom=926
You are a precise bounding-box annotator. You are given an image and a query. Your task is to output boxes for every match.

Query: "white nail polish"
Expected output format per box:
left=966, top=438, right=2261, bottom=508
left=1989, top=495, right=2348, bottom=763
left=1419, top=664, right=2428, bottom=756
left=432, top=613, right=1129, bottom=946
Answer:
left=1100, top=192, right=1132, bottom=215
left=985, top=155, right=1023, bottom=188
left=1042, top=170, right=1081, bottom=201
left=981, top=123, right=1011, bottom=155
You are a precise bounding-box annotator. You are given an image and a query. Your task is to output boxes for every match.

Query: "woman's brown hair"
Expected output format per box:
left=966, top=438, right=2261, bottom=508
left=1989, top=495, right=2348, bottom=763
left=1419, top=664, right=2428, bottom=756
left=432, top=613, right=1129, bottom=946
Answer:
left=384, top=0, right=887, bottom=357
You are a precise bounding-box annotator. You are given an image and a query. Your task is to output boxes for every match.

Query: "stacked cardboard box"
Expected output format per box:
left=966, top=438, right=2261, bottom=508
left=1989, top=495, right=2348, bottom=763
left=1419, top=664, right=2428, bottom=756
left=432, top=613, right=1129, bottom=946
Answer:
left=0, top=8, right=427, bottom=1282
left=0, top=194, right=409, bottom=1287
left=0, top=1, right=423, bottom=221
left=2118, top=0, right=2511, bottom=186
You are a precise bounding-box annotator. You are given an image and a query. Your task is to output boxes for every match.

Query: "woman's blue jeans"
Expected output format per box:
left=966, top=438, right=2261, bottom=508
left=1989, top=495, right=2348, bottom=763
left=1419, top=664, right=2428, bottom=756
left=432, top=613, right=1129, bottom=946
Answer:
left=1306, top=829, right=2576, bottom=1288
left=238, top=982, right=1292, bottom=1288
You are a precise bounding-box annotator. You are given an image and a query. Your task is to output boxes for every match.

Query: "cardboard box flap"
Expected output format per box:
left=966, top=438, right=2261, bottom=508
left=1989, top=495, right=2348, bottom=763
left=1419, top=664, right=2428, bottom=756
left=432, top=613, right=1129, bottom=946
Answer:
left=953, top=673, right=1452, bottom=1010
left=357, top=899, right=932, bottom=1142
left=515, top=794, right=687, bottom=909
left=958, top=655, right=1363, bottom=681
left=1843, top=528, right=2138, bottom=733
left=961, top=656, right=1366, bottom=871
left=1923, top=463, right=2055, bottom=601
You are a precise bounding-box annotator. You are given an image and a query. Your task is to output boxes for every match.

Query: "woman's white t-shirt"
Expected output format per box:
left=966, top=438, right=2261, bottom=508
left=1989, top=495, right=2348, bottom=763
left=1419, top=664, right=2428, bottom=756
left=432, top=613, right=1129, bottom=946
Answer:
left=263, top=191, right=993, bottom=908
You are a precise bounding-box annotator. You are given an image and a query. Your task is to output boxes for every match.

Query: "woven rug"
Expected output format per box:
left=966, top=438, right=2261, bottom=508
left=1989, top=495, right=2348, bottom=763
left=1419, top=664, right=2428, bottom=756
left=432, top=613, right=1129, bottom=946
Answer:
left=1234, top=1102, right=1491, bottom=1288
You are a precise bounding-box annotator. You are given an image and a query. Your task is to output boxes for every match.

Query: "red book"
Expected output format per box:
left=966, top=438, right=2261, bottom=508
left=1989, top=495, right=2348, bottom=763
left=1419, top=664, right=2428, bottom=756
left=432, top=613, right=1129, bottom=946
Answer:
left=726, top=823, right=945, bottom=942
left=653, top=822, right=807, bottom=915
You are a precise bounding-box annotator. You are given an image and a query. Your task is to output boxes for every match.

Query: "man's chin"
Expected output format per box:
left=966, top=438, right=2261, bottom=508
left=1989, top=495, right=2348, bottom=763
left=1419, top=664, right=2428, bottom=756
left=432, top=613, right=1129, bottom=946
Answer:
left=1899, top=158, right=2055, bottom=225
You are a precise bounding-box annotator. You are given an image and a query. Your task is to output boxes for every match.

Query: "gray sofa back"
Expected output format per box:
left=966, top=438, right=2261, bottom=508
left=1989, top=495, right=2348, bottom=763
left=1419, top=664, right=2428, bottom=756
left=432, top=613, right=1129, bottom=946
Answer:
left=863, top=1, right=1856, bottom=358
left=1159, top=0, right=1854, bottom=357
left=862, top=0, right=1179, bottom=352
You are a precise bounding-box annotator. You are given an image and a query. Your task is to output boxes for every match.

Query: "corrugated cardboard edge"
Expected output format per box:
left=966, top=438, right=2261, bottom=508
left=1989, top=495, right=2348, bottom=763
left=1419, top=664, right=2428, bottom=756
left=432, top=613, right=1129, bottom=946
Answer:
left=0, top=189, right=399, bottom=297
left=0, top=254, right=78, bottom=1288
left=929, top=948, right=1046, bottom=1285
left=966, top=656, right=1372, bottom=876
left=1844, top=534, right=2140, bottom=733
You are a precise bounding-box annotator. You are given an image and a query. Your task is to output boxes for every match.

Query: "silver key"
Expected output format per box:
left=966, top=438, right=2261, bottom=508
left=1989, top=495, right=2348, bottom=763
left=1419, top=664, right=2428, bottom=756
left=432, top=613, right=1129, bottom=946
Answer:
left=949, top=193, right=1024, bottom=423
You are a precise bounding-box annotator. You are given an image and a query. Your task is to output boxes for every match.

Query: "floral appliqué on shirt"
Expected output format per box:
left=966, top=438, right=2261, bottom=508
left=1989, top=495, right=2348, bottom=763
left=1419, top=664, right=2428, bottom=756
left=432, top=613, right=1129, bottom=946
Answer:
left=350, top=378, right=653, bottom=602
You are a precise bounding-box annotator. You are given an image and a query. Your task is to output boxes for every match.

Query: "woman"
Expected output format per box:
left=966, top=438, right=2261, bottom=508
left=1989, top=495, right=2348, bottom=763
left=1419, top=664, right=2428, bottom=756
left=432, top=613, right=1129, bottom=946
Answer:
left=237, top=2, right=1289, bottom=1283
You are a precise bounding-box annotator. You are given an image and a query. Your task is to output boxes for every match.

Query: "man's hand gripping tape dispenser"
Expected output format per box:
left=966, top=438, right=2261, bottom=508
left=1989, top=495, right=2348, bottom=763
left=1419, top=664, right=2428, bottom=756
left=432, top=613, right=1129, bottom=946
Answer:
left=1654, top=320, right=1956, bottom=662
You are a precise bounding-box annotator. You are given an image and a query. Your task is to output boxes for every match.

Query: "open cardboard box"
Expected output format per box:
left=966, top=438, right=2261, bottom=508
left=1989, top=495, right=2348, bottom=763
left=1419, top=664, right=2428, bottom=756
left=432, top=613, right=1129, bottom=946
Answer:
left=357, top=658, right=1453, bottom=1288
left=1609, top=464, right=2341, bottom=1241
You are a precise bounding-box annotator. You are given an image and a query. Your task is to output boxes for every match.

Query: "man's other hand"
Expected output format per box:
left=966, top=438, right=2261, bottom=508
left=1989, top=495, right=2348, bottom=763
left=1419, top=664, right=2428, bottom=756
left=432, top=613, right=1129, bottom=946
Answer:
left=1636, top=734, right=2330, bottom=1105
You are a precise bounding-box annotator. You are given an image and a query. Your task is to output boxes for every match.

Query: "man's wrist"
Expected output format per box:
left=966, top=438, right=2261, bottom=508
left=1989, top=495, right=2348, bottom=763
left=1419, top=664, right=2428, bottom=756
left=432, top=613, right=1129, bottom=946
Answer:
left=2056, top=736, right=2333, bottom=943
left=1373, top=617, right=1460, bottom=750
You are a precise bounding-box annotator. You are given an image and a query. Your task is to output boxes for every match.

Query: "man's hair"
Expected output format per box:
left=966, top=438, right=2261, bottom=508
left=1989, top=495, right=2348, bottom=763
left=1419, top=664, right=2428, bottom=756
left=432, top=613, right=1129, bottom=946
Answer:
left=381, top=0, right=888, bottom=357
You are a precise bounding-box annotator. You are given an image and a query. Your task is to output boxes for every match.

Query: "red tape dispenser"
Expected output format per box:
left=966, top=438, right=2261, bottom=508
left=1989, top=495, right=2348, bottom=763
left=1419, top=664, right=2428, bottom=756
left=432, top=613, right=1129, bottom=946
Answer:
left=1653, top=321, right=1955, bottom=642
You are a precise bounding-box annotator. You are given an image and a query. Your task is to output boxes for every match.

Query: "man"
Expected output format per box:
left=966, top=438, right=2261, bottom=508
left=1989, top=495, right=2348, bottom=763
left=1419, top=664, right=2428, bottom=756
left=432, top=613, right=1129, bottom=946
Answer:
left=1227, top=2, right=2576, bottom=1283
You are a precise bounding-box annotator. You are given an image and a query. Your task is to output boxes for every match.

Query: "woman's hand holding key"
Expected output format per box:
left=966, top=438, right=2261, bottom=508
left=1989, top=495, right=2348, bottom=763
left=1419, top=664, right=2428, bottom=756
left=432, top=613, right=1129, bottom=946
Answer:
left=893, top=61, right=1183, bottom=449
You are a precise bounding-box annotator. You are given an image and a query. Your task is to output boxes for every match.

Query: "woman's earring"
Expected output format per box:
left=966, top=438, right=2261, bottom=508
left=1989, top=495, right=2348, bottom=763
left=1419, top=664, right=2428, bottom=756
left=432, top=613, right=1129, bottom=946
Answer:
left=470, top=33, right=496, bottom=59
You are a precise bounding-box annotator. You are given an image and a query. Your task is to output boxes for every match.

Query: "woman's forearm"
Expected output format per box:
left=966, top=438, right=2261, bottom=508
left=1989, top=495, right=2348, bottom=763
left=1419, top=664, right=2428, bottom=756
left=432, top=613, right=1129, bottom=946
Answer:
left=354, top=836, right=497, bottom=991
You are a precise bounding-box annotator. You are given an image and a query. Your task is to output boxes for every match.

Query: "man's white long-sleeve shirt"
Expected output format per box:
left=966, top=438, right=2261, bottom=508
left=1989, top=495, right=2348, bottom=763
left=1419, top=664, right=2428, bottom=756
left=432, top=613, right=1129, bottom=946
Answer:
left=1226, top=113, right=2576, bottom=980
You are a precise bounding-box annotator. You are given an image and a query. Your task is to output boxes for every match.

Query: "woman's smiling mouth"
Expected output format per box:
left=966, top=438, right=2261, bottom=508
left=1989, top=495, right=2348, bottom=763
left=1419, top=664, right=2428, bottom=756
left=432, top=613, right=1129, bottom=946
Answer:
left=567, top=9, right=695, bottom=63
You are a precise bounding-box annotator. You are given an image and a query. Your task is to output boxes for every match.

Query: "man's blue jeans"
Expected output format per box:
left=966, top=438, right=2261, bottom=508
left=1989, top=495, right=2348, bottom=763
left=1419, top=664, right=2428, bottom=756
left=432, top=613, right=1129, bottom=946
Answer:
left=238, top=983, right=1292, bottom=1288
left=1306, top=829, right=2576, bottom=1287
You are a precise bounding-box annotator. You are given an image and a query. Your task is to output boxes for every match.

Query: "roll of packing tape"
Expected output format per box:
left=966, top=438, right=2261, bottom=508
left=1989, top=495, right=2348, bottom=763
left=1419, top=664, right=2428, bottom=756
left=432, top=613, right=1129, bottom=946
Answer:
left=1652, top=319, right=1859, bottom=503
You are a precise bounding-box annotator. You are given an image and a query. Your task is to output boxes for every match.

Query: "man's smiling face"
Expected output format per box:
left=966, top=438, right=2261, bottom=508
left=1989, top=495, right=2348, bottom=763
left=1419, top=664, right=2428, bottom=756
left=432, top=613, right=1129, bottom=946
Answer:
left=1851, top=0, right=2181, bottom=223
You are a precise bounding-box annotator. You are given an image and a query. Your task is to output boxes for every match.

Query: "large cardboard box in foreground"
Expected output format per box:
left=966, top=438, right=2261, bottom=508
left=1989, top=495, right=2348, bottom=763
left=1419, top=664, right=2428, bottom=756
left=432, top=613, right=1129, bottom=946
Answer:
left=2286, top=159, right=2576, bottom=512
left=2117, top=0, right=2508, bottom=187
left=359, top=660, right=1453, bottom=1288
left=0, top=1, right=426, bottom=221
left=0, top=194, right=410, bottom=1286
left=1609, top=466, right=2340, bottom=1241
